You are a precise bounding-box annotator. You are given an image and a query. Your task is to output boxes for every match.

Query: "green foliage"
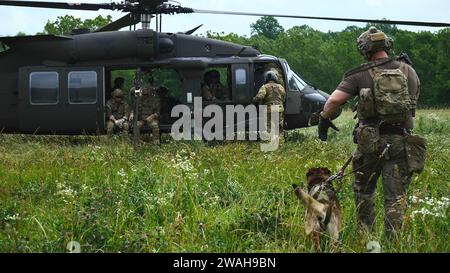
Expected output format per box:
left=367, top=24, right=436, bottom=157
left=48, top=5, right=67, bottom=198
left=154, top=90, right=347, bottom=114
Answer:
left=111, top=69, right=184, bottom=102
left=0, top=110, right=448, bottom=253
left=42, top=15, right=113, bottom=35
left=250, top=16, right=285, bottom=39
left=0, top=43, right=7, bottom=53
left=211, top=24, right=450, bottom=107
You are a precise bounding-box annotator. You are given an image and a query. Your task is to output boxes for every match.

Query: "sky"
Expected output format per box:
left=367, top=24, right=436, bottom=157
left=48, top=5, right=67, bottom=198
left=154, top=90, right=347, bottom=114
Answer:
left=0, top=0, right=449, bottom=36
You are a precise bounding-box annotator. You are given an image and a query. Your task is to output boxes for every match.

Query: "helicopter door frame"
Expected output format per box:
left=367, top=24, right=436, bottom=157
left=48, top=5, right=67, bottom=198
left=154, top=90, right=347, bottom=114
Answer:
left=18, top=66, right=105, bottom=134
left=283, top=70, right=302, bottom=115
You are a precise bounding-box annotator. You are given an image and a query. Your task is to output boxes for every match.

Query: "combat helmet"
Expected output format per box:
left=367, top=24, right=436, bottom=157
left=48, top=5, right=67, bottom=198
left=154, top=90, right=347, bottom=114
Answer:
left=357, top=26, right=394, bottom=60
left=204, top=69, right=220, bottom=83
left=112, top=89, right=124, bottom=98
left=264, top=70, right=279, bottom=84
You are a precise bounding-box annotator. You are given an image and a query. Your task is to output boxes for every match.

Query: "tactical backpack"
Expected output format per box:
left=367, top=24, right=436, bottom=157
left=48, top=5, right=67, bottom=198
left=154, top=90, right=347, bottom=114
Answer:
left=357, top=62, right=412, bottom=124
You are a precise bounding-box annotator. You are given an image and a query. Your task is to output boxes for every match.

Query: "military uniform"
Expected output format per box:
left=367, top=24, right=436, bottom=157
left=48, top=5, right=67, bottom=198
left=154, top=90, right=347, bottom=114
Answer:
left=254, top=81, right=286, bottom=136
left=134, top=84, right=161, bottom=143
left=202, top=82, right=230, bottom=101
left=338, top=58, right=421, bottom=235
left=105, top=91, right=130, bottom=135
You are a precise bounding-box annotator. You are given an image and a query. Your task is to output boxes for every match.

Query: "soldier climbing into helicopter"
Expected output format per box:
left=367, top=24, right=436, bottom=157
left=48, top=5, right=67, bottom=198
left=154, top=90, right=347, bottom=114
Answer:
left=254, top=71, right=286, bottom=142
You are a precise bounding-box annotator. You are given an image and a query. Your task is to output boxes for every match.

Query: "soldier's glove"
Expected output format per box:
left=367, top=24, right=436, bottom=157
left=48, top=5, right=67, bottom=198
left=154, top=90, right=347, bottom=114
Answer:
left=116, top=118, right=125, bottom=128
left=318, top=113, right=340, bottom=142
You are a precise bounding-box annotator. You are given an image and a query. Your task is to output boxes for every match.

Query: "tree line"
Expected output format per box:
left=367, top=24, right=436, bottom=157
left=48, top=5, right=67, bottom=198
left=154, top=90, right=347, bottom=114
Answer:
left=1, top=15, right=448, bottom=107
left=209, top=17, right=449, bottom=107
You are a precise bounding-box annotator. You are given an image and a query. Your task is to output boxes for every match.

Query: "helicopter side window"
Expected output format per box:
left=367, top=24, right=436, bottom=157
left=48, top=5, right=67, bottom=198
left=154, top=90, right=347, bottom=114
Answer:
left=29, top=72, right=59, bottom=105
left=68, top=71, right=97, bottom=104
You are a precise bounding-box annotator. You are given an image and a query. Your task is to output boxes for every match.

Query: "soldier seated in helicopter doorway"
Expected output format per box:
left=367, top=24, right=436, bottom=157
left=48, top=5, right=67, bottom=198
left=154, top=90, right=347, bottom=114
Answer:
left=130, top=84, right=161, bottom=144
left=106, top=89, right=131, bottom=135
left=202, top=69, right=231, bottom=101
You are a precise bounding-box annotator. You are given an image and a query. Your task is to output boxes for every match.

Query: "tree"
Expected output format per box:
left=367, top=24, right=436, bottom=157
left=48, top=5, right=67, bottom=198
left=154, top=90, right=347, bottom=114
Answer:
left=42, top=15, right=113, bottom=35
left=250, top=16, right=284, bottom=39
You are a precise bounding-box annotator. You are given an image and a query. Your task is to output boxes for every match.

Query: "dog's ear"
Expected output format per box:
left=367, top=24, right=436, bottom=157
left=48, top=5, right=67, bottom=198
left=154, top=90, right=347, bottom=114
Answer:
left=320, top=168, right=332, bottom=177
left=306, top=168, right=321, bottom=179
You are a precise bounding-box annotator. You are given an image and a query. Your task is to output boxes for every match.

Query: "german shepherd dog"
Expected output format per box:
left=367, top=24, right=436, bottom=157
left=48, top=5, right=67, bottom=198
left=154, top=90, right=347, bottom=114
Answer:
left=292, top=168, right=342, bottom=252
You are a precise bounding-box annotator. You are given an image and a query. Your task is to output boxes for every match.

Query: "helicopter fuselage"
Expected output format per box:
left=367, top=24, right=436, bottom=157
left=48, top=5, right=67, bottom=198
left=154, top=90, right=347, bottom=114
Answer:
left=0, top=29, right=336, bottom=135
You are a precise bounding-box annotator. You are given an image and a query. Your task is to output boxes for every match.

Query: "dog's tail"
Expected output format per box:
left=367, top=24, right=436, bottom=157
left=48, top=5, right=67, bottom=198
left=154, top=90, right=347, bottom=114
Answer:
left=292, top=185, right=328, bottom=219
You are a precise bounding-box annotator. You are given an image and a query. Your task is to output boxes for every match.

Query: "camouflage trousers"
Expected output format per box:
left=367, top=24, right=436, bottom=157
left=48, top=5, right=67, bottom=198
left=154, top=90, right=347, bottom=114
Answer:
left=137, top=114, right=160, bottom=143
left=267, top=108, right=284, bottom=137
left=260, top=109, right=284, bottom=144
left=352, top=134, right=412, bottom=236
left=106, top=120, right=129, bottom=135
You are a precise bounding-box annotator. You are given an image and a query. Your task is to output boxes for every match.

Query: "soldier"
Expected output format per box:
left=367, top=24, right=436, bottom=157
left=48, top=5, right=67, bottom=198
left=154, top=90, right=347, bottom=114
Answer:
left=131, top=84, right=161, bottom=144
left=106, top=89, right=130, bottom=135
left=202, top=70, right=230, bottom=101
left=254, top=71, right=286, bottom=140
left=318, top=26, right=426, bottom=238
left=264, top=62, right=285, bottom=86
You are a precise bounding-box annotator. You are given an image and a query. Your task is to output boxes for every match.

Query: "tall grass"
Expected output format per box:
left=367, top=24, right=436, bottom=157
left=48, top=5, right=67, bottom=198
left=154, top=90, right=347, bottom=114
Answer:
left=0, top=110, right=448, bottom=253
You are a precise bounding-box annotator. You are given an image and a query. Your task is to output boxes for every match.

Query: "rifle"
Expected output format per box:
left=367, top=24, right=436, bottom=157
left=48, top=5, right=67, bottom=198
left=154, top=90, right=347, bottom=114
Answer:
left=396, top=52, right=413, bottom=66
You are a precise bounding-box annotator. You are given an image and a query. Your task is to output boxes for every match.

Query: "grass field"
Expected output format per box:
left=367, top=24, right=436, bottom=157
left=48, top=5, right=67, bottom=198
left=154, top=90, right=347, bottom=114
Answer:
left=0, top=110, right=449, bottom=253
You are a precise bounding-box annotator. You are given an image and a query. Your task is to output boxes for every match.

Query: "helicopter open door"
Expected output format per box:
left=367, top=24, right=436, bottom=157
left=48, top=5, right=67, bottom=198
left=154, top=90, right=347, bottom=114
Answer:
left=18, top=66, right=105, bottom=134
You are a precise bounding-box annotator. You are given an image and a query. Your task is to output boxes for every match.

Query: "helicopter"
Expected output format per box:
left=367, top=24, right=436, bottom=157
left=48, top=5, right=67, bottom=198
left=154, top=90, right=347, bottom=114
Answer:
left=0, top=0, right=448, bottom=138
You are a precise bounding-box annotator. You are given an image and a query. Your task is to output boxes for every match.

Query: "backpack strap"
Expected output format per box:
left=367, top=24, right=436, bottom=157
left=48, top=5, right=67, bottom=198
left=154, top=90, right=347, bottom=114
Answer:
left=398, top=61, right=408, bottom=75
left=345, top=58, right=394, bottom=78
left=397, top=61, right=418, bottom=113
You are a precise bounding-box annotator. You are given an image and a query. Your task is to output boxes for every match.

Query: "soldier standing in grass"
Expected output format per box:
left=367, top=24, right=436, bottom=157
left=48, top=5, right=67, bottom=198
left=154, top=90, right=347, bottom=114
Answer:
left=318, top=26, right=427, bottom=238
left=106, top=89, right=130, bottom=135
left=254, top=71, right=286, bottom=142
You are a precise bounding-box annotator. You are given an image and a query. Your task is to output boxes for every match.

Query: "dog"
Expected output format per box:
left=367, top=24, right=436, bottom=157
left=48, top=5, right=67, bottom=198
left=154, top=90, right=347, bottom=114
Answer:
left=292, top=167, right=342, bottom=252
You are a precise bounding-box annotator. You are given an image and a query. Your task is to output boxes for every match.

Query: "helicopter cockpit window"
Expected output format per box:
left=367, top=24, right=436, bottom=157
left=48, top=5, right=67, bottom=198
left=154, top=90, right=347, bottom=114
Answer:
left=29, top=72, right=59, bottom=105
left=0, top=42, right=9, bottom=53
left=287, top=72, right=307, bottom=92
left=68, top=71, right=97, bottom=104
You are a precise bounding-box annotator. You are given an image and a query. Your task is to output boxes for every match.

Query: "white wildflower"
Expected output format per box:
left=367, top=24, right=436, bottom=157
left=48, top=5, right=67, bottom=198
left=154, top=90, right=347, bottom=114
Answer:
left=5, top=214, right=20, bottom=221
left=117, top=168, right=127, bottom=178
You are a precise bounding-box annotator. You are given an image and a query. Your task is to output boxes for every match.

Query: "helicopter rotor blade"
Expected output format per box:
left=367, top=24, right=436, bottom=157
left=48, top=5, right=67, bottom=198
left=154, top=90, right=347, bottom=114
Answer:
left=0, top=0, right=116, bottom=11
left=95, top=13, right=142, bottom=32
left=193, top=9, right=450, bottom=28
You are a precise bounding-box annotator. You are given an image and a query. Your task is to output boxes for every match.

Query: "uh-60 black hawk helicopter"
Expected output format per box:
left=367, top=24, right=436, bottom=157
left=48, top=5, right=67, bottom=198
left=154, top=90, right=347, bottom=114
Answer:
left=0, top=0, right=448, bottom=139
